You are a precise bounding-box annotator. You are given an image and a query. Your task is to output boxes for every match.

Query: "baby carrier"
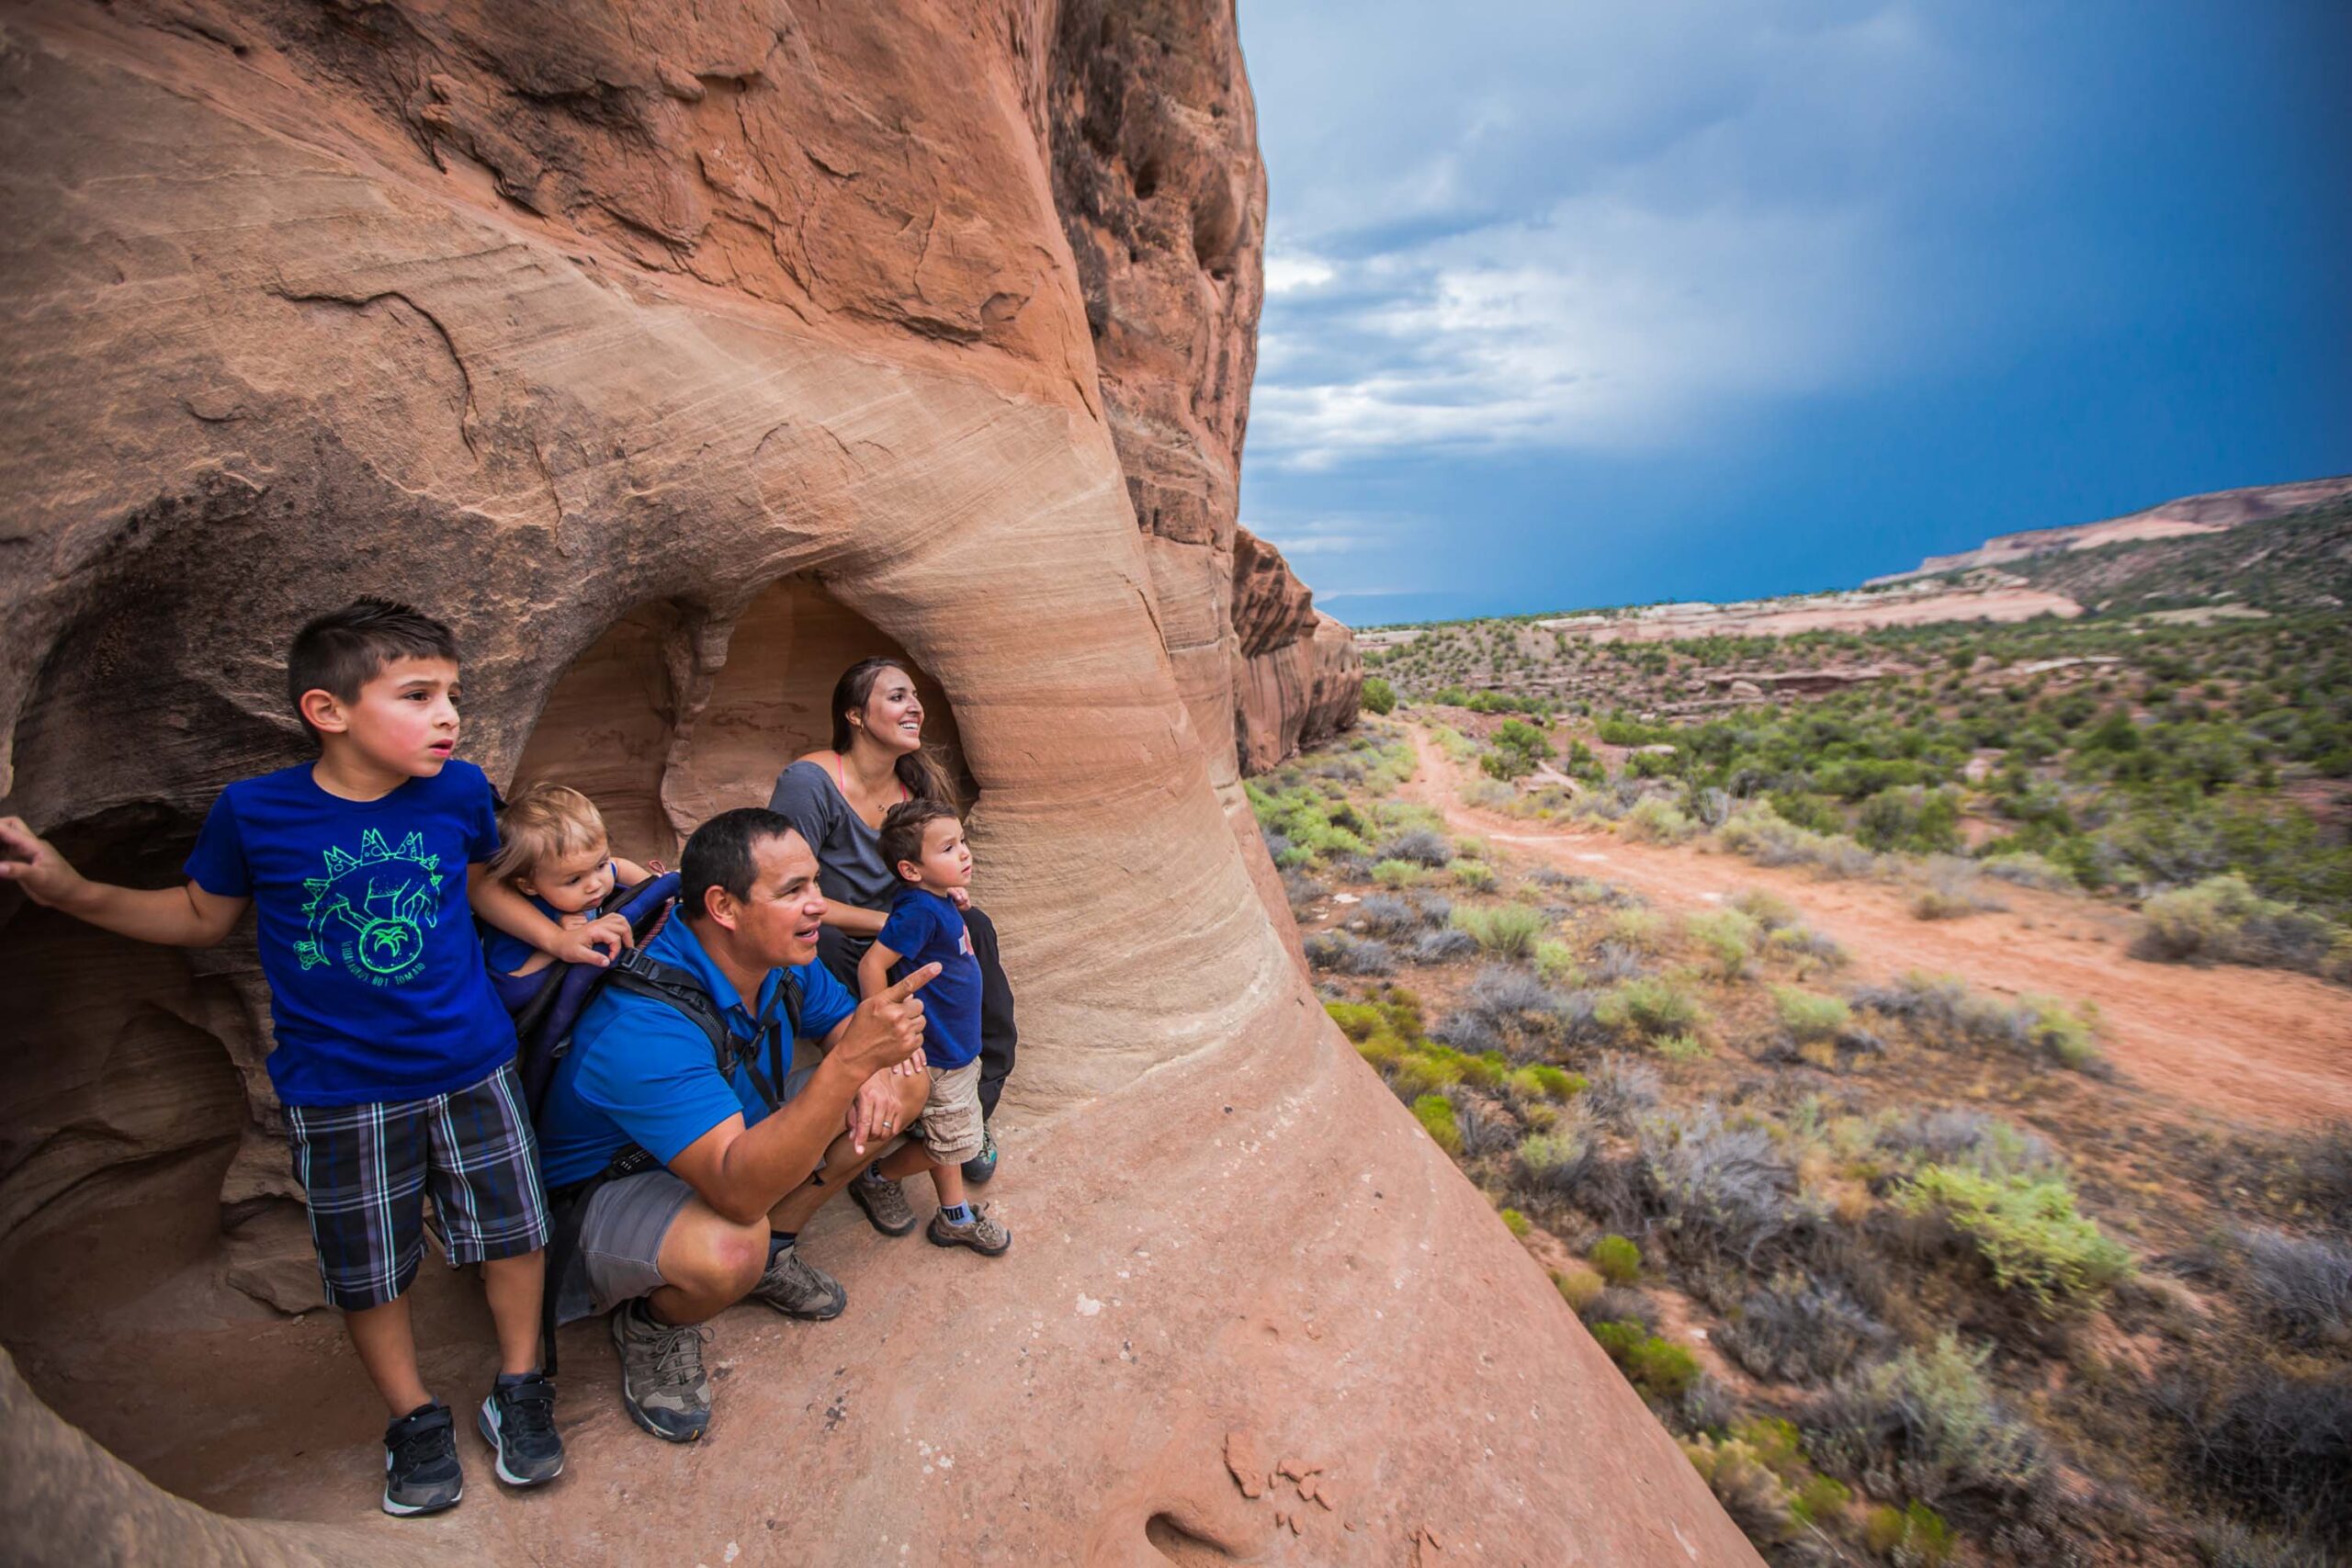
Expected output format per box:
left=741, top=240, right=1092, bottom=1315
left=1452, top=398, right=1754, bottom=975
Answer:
left=492, top=873, right=811, bottom=1373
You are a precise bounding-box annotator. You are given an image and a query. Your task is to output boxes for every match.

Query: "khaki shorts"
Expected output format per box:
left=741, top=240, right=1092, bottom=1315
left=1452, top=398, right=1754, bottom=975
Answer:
left=920, top=1061, right=986, bottom=1165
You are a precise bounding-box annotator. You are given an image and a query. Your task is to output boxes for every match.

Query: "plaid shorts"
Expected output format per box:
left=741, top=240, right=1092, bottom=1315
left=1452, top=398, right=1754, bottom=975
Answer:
left=285, top=1061, right=550, bottom=1312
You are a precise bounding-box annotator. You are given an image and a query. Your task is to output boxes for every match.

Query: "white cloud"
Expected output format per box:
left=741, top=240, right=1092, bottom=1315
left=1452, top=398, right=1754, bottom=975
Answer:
left=1241, top=0, right=1968, bottom=469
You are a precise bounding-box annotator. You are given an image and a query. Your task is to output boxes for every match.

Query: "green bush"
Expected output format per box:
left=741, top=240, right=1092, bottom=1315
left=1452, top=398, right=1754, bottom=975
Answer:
left=2135, top=873, right=2350, bottom=981
left=1730, top=888, right=1800, bottom=930
left=1362, top=675, right=1396, bottom=716
left=1811, top=1335, right=2047, bottom=1511
left=1597, top=976, right=1705, bottom=1038
left=1623, top=796, right=1699, bottom=844
left=1861, top=1502, right=1956, bottom=1567
left=1412, top=1093, right=1463, bottom=1154
left=1657, top=1032, right=1711, bottom=1062
left=1498, top=1207, right=1531, bottom=1237
left=1453, top=902, right=1545, bottom=957
left=1371, top=858, right=1428, bottom=889
left=1589, top=1234, right=1642, bottom=1283
left=1532, top=939, right=1583, bottom=986
left=1509, top=1064, right=1584, bottom=1100
left=1788, top=1475, right=1849, bottom=1528
left=1685, top=908, right=1761, bottom=978
left=1624, top=1337, right=1700, bottom=1400
left=1772, top=986, right=1852, bottom=1044
left=1901, top=1164, right=2133, bottom=1308
left=1453, top=860, right=1498, bottom=892
left=1605, top=907, right=1666, bottom=951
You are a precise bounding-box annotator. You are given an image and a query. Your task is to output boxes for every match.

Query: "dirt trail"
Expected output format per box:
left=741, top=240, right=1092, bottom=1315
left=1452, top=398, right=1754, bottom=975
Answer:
left=1400, top=722, right=2352, bottom=1131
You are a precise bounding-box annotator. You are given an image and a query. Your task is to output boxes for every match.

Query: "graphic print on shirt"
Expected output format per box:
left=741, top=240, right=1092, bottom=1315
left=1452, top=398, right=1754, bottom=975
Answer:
left=296, top=829, right=444, bottom=986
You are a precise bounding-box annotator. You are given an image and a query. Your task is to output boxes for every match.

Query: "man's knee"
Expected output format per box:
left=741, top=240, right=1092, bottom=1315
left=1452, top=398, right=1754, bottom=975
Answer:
left=662, top=1209, right=768, bottom=1301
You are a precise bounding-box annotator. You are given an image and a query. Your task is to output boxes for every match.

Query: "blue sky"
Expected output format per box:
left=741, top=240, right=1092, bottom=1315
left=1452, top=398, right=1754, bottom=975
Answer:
left=1233, top=1, right=2352, bottom=626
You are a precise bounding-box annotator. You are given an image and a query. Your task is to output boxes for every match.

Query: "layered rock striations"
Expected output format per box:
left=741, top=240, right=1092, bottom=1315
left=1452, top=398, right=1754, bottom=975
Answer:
left=0, top=3, right=1747, bottom=1562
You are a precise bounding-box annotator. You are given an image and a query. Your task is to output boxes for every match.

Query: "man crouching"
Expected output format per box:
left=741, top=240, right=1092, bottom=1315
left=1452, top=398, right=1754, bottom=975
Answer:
left=533, top=807, right=937, bottom=1441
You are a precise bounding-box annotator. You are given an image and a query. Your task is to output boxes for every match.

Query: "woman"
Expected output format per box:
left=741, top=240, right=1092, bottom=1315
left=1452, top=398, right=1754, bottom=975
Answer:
left=767, top=658, right=1016, bottom=1208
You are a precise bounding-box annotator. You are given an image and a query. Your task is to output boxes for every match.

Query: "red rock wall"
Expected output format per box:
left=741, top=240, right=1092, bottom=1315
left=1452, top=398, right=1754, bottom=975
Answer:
left=0, top=3, right=1746, bottom=1562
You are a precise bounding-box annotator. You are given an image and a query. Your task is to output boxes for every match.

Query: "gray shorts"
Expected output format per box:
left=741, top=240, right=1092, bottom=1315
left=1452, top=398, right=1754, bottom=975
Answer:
left=554, top=1064, right=819, bottom=1325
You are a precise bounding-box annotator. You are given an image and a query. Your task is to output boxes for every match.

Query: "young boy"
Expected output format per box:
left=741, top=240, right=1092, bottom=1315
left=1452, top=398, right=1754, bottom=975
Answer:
left=0, top=599, right=627, bottom=1516
left=857, top=801, right=1011, bottom=1255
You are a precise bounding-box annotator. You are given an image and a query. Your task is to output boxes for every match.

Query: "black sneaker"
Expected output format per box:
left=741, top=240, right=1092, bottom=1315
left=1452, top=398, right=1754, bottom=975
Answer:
left=383, top=1401, right=464, bottom=1516
left=478, top=1372, right=564, bottom=1487
left=961, top=1123, right=999, bottom=1186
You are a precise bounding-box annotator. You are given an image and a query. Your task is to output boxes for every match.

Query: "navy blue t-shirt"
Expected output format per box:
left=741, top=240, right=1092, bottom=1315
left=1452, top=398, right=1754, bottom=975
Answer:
left=184, top=760, right=518, bottom=1107
left=876, top=886, right=981, bottom=1069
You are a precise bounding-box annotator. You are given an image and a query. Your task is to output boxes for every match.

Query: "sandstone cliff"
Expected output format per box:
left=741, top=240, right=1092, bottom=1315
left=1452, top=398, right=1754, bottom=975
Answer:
left=0, top=3, right=1744, bottom=1562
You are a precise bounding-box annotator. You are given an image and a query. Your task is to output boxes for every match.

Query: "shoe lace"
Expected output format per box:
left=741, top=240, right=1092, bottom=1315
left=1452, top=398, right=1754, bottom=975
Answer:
left=390, top=1412, right=451, bottom=1469
left=499, top=1377, right=558, bottom=1443
left=649, top=1322, right=712, bottom=1392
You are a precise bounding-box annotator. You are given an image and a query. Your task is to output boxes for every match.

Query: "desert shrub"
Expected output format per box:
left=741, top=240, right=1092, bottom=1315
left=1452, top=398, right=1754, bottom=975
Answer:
left=1597, top=976, right=1706, bottom=1039
left=1909, top=856, right=2006, bottom=920
left=1554, top=1268, right=1605, bottom=1314
left=1361, top=675, right=1396, bottom=715
left=1874, top=1110, right=2052, bottom=1178
left=1850, top=973, right=2104, bottom=1072
left=1453, top=902, right=1544, bottom=957
left=1863, top=1502, right=1957, bottom=1567
left=1453, top=859, right=1498, bottom=891
left=1730, top=887, right=1800, bottom=930
left=1280, top=864, right=1329, bottom=914
left=1408, top=927, right=1480, bottom=963
left=1371, top=858, right=1428, bottom=889
left=1380, top=827, right=1454, bottom=867
left=1765, top=921, right=1850, bottom=972
left=1789, top=1474, right=1850, bottom=1528
left=1322, top=1001, right=1385, bottom=1042
left=1412, top=1093, right=1463, bottom=1154
left=1589, top=1234, right=1642, bottom=1284
left=1357, top=893, right=1428, bottom=938
left=1459, top=776, right=1517, bottom=810
left=1603, top=907, right=1666, bottom=951
left=1455, top=1100, right=1521, bottom=1158
left=1498, top=1207, right=1532, bottom=1237
left=2192, top=1521, right=2329, bottom=1568
left=1305, top=931, right=1396, bottom=976
left=1592, top=1322, right=1701, bottom=1400
left=1718, top=1274, right=1888, bottom=1385
left=1808, top=1335, right=2049, bottom=1512
left=2167, top=1367, right=2352, bottom=1545
left=1585, top=1055, right=1663, bottom=1125
left=2299, top=1123, right=2352, bottom=1226
left=1902, top=1164, right=2133, bottom=1309
left=1642, top=1105, right=1814, bottom=1267
left=1517, top=1111, right=1599, bottom=1198
left=1685, top=908, right=1761, bottom=978
left=1856, top=784, right=1963, bottom=855
left=1719, top=803, right=1881, bottom=877
left=1589, top=941, right=1650, bottom=983
left=1508, top=1064, right=1584, bottom=1100
left=2136, top=874, right=2349, bottom=980
left=1680, top=1434, right=1796, bottom=1543
left=1657, top=1032, right=1710, bottom=1063
left=2239, top=1227, right=2352, bottom=1346
left=1623, top=796, right=1700, bottom=844
left=1980, top=849, right=2076, bottom=891
left=1532, top=939, right=1582, bottom=986
left=1772, top=986, right=1852, bottom=1043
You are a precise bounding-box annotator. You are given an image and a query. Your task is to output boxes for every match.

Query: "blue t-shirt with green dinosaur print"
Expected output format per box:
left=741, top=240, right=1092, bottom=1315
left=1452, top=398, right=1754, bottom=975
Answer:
left=184, top=760, right=517, bottom=1107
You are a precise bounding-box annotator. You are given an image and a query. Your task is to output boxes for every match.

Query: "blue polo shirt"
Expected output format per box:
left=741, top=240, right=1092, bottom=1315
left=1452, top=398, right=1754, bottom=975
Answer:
left=535, top=916, right=857, bottom=1186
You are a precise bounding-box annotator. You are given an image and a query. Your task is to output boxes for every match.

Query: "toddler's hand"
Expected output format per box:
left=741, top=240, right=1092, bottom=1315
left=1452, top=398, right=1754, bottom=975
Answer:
left=559, top=911, right=590, bottom=930
left=550, top=911, right=632, bottom=967
left=946, top=886, right=971, bottom=910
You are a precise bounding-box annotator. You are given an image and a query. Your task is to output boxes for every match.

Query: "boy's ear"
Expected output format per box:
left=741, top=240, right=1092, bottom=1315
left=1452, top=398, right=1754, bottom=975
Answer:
left=298, top=687, right=349, bottom=735
left=897, top=860, right=922, bottom=884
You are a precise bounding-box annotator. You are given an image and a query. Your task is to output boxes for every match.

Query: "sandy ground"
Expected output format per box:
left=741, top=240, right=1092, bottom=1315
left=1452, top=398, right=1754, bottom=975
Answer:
left=1402, top=723, right=2352, bottom=1132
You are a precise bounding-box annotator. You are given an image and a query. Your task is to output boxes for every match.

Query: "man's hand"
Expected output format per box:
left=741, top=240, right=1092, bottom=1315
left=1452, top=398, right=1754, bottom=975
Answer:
left=833, top=962, right=938, bottom=1081
left=549, top=910, right=632, bottom=967
left=946, top=886, right=971, bottom=911
left=848, top=1066, right=914, bottom=1155
left=0, top=817, right=85, bottom=908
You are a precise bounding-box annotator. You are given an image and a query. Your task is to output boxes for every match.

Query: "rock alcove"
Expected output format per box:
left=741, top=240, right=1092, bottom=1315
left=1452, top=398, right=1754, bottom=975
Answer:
left=0, top=2, right=1756, bottom=1562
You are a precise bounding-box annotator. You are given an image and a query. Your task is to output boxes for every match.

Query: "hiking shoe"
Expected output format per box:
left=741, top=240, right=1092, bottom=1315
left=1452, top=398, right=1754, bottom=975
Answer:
left=961, top=1123, right=999, bottom=1186
left=610, top=1303, right=713, bottom=1444
left=750, top=1243, right=847, bottom=1321
left=926, top=1204, right=1012, bottom=1256
left=848, top=1170, right=918, bottom=1236
left=383, top=1401, right=464, bottom=1516
left=477, top=1372, right=564, bottom=1487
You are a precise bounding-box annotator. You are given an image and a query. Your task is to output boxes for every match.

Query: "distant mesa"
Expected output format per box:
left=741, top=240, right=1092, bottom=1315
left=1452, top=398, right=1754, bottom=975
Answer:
left=1865, top=474, right=2352, bottom=585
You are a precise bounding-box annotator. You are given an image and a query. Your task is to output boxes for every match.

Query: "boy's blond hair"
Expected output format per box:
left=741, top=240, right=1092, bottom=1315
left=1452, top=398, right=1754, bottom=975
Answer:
left=489, top=783, right=609, bottom=886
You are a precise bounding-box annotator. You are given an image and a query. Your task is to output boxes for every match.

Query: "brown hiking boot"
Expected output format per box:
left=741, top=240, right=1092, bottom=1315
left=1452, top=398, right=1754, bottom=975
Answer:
left=925, top=1204, right=1012, bottom=1256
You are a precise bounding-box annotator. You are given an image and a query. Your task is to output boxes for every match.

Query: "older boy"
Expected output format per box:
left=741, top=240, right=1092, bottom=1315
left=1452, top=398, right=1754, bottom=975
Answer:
left=0, top=599, right=621, bottom=1516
